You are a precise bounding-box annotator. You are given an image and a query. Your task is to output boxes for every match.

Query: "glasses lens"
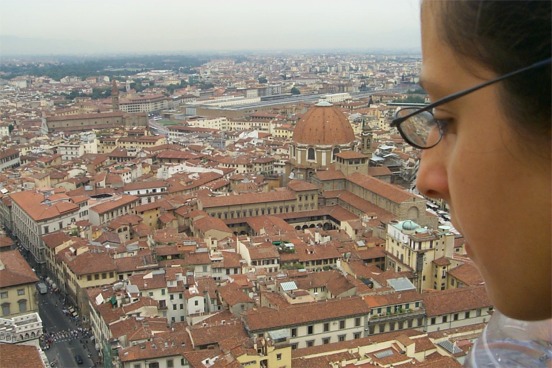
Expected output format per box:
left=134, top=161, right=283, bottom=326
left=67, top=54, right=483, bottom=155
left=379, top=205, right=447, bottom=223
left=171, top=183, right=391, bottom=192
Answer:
left=396, top=108, right=440, bottom=148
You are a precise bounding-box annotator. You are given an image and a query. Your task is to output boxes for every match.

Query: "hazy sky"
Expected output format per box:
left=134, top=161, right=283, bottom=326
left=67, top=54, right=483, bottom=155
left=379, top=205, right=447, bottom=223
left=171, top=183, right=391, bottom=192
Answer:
left=1, top=0, right=421, bottom=55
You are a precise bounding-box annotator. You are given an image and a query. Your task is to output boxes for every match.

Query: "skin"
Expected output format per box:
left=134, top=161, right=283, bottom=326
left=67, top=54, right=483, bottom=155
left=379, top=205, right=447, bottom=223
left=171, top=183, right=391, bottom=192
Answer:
left=417, top=3, right=551, bottom=321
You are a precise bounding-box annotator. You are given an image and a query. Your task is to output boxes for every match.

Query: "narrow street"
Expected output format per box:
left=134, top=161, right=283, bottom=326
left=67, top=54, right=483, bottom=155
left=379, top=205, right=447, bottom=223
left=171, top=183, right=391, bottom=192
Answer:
left=38, top=289, right=100, bottom=367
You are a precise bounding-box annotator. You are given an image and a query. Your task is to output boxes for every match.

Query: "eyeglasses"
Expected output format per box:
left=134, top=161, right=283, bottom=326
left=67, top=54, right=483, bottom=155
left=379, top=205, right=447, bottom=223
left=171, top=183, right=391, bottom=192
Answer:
left=391, top=57, right=552, bottom=149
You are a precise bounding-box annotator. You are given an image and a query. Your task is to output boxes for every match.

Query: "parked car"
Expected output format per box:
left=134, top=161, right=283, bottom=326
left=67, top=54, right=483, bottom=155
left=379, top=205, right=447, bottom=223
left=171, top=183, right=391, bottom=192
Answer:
left=74, top=355, right=83, bottom=365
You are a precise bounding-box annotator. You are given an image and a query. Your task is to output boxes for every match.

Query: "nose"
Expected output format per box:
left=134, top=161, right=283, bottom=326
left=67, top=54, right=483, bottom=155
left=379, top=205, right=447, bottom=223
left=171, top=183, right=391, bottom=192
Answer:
left=415, top=147, right=449, bottom=200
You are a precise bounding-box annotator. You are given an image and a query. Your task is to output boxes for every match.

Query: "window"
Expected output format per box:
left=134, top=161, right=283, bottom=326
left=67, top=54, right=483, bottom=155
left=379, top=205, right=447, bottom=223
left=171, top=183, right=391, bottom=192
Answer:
left=307, top=325, right=313, bottom=335
left=167, top=359, right=174, bottom=368
left=323, top=322, right=329, bottom=332
left=443, top=315, right=448, bottom=323
left=291, top=328, right=297, bottom=337
left=354, top=332, right=361, bottom=339
left=194, top=300, right=199, bottom=306
left=431, top=317, right=436, bottom=324
left=87, top=275, right=92, bottom=281
left=134, top=364, right=141, bottom=368
left=454, top=313, right=459, bottom=321
left=1, top=303, right=10, bottom=316
left=17, top=289, right=24, bottom=296
left=18, top=300, right=27, bottom=313
left=161, top=289, right=166, bottom=295
left=94, top=274, right=99, bottom=280
left=339, top=320, right=345, bottom=329
left=307, top=148, right=315, bottom=160
left=332, top=147, right=340, bottom=161
left=291, top=343, right=298, bottom=350
left=338, top=334, right=346, bottom=342
left=355, top=317, right=361, bottom=327
left=322, top=337, right=330, bottom=344
left=306, top=340, right=314, bottom=347
left=276, top=353, right=282, bottom=361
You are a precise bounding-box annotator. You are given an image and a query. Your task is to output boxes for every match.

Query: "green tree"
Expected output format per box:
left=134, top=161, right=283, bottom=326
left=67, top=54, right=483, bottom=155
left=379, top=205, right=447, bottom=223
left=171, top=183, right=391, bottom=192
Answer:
left=290, top=87, right=301, bottom=95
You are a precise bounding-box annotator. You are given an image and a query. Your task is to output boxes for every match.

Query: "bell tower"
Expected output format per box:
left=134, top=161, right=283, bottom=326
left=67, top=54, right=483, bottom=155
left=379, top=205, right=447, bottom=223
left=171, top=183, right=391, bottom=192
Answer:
left=111, top=79, right=120, bottom=111
left=360, top=117, right=374, bottom=156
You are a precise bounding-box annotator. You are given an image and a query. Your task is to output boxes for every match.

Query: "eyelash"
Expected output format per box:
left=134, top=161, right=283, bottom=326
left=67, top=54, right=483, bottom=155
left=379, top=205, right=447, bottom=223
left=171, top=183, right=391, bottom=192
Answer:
left=432, top=117, right=452, bottom=134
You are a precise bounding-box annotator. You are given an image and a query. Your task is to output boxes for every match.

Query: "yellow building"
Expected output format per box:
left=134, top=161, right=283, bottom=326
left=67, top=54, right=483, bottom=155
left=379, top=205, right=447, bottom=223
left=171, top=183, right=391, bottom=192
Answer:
left=0, top=250, right=39, bottom=318
left=385, top=220, right=456, bottom=292
left=236, top=337, right=292, bottom=368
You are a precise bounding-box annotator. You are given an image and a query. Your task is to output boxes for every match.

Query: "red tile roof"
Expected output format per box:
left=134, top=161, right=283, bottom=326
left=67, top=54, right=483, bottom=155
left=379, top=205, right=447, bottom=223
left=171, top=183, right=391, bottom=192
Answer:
left=0, top=250, right=39, bottom=287
left=422, top=286, right=491, bottom=316
left=245, top=296, right=371, bottom=332
left=10, top=190, right=79, bottom=221
left=0, top=344, right=45, bottom=368
left=347, top=172, right=417, bottom=203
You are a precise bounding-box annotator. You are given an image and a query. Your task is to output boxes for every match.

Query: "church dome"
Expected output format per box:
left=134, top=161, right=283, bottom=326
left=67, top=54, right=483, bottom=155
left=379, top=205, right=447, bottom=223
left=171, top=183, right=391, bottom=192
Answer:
left=402, top=220, right=420, bottom=231
left=293, top=100, right=355, bottom=145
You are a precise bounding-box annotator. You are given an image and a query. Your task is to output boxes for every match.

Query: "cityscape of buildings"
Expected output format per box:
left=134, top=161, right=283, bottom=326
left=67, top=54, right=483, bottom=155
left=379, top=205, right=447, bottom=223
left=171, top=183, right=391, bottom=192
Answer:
left=0, top=52, right=490, bottom=368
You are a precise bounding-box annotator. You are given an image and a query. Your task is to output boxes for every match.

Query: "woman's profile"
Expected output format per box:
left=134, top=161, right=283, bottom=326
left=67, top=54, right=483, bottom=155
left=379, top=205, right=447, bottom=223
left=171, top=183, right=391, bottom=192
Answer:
left=393, top=1, right=551, bottom=366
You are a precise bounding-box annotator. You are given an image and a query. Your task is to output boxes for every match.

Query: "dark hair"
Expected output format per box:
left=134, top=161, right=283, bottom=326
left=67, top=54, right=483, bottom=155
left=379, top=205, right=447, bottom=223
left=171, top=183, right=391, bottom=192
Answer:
left=430, top=1, right=551, bottom=145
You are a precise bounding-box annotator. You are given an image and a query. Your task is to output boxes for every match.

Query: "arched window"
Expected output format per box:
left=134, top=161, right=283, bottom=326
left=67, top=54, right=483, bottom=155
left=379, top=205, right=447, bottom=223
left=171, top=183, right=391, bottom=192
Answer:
left=332, top=147, right=340, bottom=161
left=307, top=148, right=315, bottom=161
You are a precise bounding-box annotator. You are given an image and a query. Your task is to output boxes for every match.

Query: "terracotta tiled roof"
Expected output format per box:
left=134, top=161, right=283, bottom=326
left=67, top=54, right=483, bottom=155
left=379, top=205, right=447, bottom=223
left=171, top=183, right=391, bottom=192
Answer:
left=0, top=250, right=39, bottom=287
left=199, top=190, right=295, bottom=209
left=47, top=111, right=124, bottom=121
left=114, top=252, right=158, bottom=273
left=42, top=231, right=73, bottom=249
left=368, top=166, right=393, bottom=177
left=422, top=286, right=491, bottom=316
left=432, top=257, right=451, bottom=267
left=247, top=243, right=279, bottom=260
left=448, top=262, right=484, bottom=286
left=66, top=251, right=117, bottom=276
left=218, top=282, right=254, bottom=306
left=293, top=103, right=355, bottom=145
left=0, top=236, right=15, bottom=248
left=287, top=179, right=318, bottom=192
left=123, top=179, right=168, bottom=191
left=245, top=296, right=370, bottom=332
left=10, top=190, right=79, bottom=221
left=188, top=319, right=248, bottom=348
left=0, top=343, right=45, bottom=368
left=347, top=172, right=417, bottom=203
left=90, top=194, right=139, bottom=215
left=316, top=169, right=346, bottom=181
left=193, top=216, right=232, bottom=234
